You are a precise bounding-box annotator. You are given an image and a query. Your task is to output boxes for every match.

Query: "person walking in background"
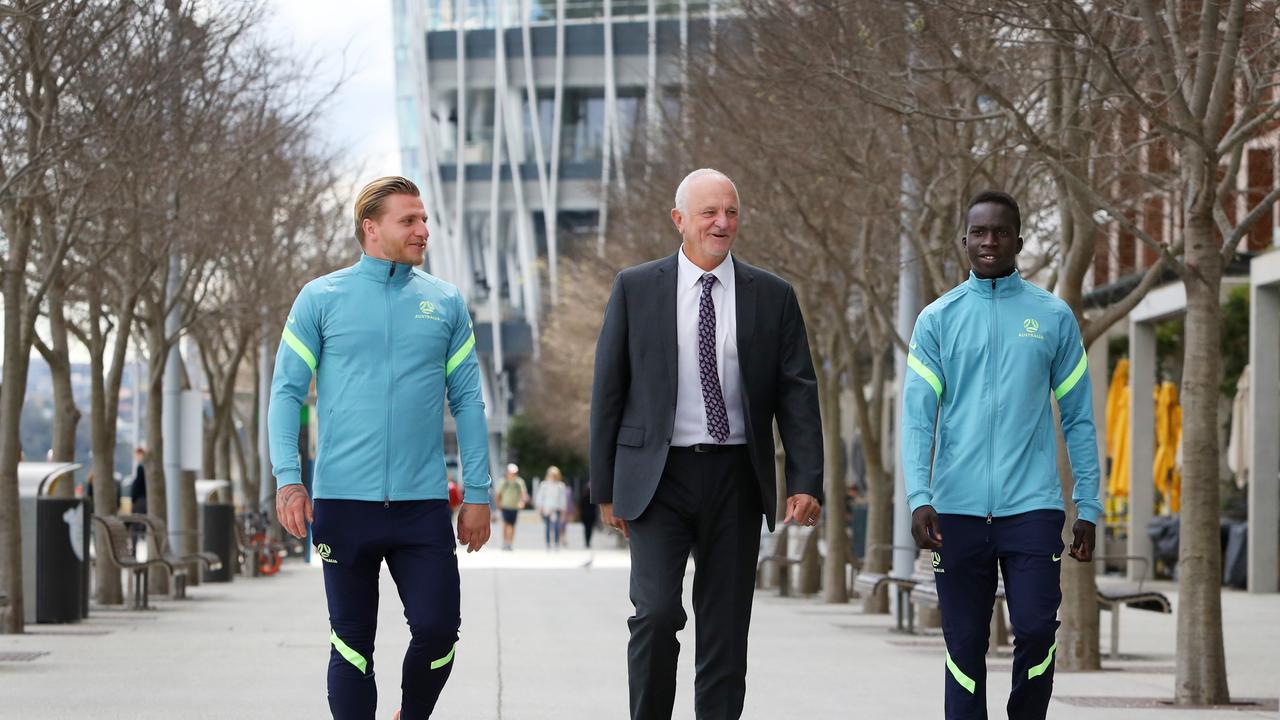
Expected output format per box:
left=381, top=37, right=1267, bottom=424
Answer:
left=902, top=191, right=1100, bottom=720
left=576, top=478, right=597, bottom=550
left=496, top=463, right=528, bottom=551
left=128, top=447, right=148, bottom=551
left=560, top=477, right=574, bottom=548
left=536, top=466, right=568, bottom=550
left=129, top=447, right=147, bottom=515
left=447, top=473, right=463, bottom=515
left=589, top=168, right=824, bottom=719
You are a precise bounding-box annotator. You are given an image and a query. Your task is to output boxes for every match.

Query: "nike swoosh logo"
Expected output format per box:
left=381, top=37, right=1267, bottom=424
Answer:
left=1051, top=554, right=1061, bottom=562
left=909, top=342, right=918, bottom=350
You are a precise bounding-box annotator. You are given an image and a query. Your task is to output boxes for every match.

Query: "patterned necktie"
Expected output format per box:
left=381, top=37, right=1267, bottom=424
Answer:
left=698, top=273, right=730, bottom=443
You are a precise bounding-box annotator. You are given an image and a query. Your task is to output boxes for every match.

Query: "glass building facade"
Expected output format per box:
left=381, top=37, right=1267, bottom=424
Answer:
left=393, top=0, right=727, bottom=463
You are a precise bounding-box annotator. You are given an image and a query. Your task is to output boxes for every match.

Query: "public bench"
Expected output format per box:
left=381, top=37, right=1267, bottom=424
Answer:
left=908, top=561, right=1009, bottom=642
left=90, top=514, right=175, bottom=608
left=1095, top=555, right=1171, bottom=658
left=853, top=545, right=932, bottom=631
left=118, top=514, right=223, bottom=598
left=757, top=524, right=821, bottom=596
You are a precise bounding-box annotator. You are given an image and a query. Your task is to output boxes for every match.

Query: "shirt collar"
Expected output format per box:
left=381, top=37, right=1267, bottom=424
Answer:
left=355, top=253, right=414, bottom=285
left=965, top=268, right=1024, bottom=298
left=677, top=245, right=734, bottom=291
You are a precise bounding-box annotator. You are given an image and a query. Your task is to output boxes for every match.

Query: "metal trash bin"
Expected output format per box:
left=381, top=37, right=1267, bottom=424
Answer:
left=17, top=462, right=88, bottom=624
left=197, top=480, right=234, bottom=583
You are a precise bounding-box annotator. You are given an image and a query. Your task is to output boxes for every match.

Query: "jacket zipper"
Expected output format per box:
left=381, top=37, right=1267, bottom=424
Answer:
left=987, top=278, right=996, bottom=525
left=384, top=262, right=394, bottom=507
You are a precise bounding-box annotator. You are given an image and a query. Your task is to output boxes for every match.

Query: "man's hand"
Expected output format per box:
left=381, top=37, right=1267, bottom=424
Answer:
left=783, top=493, right=821, bottom=527
left=1069, top=519, right=1095, bottom=562
left=276, top=484, right=312, bottom=539
left=911, top=506, right=943, bottom=549
left=457, top=503, right=491, bottom=553
left=600, top=502, right=628, bottom=539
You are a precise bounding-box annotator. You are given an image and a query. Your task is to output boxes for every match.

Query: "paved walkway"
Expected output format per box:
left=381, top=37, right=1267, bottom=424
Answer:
left=1, top=514, right=1277, bottom=719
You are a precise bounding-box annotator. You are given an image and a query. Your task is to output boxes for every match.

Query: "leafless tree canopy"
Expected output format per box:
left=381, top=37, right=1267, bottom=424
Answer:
left=1, top=0, right=349, bottom=629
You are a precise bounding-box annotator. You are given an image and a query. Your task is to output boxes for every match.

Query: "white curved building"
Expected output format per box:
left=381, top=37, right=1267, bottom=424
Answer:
left=393, top=0, right=725, bottom=468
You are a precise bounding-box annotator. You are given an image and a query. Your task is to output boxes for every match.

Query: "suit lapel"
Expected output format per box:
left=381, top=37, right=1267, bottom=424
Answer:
left=656, top=253, right=679, bottom=394
left=734, top=256, right=756, bottom=352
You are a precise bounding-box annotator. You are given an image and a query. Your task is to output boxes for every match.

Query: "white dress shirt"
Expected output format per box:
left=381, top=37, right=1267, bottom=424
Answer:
left=671, top=245, right=747, bottom=446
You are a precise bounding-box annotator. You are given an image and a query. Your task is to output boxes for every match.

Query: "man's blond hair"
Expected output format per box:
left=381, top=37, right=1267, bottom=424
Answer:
left=354, top=176, right=421, bottom=245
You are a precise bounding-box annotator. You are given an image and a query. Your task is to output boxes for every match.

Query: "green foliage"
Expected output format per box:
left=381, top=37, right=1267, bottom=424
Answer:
left=1104, top=285, right=1248, bottom=398
left=1218, top=286, right=1249, bottom=397
left=505, top=414, right=588, bottom=483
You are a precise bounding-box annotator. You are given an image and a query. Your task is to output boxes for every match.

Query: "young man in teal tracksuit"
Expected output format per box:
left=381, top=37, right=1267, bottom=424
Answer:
left=270, top=176, right=492, bottom=719
left=901, top=191, right=1101, bottom=720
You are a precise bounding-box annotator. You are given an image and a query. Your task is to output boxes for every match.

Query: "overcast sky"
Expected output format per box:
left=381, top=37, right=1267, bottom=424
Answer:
left=263, top=0, right=402, bottom=189
left=2, top=2, right=402, bottom=368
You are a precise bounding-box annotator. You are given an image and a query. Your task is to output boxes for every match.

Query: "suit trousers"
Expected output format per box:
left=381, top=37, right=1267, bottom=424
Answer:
left=627, top=446, right=762, bottom=720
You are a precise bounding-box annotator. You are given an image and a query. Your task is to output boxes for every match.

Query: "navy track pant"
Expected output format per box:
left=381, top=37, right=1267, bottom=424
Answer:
left=312, top=499, right=460, bottom=720
left=933, top=510, right=1064, bottom=720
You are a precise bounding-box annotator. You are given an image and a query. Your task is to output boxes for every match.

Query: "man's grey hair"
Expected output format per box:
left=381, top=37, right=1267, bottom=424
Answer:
left=674, top=168, right=739, bottom=216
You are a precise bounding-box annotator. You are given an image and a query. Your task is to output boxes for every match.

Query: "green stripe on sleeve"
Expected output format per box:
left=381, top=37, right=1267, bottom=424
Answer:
left=907, top=353, right=943, bottom=399
left=330, top=630, right=368, bottom=674
left=1027, top=641, right=1058, bottom=679
left=430, top=643, right=456, bottom=670
left=281, top=326, right=317, bottom=373
left=446, top=332, right=476, bottom=378
left=946, top=651, right=976, bottom=693
left=1054, top=350, right=1088, bottom=400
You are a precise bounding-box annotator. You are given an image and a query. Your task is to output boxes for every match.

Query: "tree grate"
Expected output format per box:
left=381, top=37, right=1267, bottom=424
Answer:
left=0, top=651, right=49, bottom=662
left=1055, top=696, right=1278, bottom=711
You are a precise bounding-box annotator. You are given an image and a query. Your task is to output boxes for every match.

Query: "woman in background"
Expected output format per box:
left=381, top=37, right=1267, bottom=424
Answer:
left=535, top=465, right=568, bottom=550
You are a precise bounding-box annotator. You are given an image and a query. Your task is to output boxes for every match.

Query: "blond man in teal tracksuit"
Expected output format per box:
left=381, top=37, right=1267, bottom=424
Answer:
left=270, top=176, right=491, bottom=719
left=901, top=191, right=1102, bottom=720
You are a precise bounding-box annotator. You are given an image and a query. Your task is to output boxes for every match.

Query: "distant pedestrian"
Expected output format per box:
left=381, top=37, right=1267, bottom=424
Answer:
left=576, top=479, right=597, bottom=550
left=130, top=447, right=148, bottom=515
left=129, top=448, right=148, bottom=551
left=497, top=463, right=528, bottom=551
left=447, top=474, right=463, bottom=514
left=535, top=466, right=568, bottom=550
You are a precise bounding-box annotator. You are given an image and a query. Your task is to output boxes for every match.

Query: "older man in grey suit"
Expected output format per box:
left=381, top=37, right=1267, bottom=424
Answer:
left=589, top=168, right=825, bottom=720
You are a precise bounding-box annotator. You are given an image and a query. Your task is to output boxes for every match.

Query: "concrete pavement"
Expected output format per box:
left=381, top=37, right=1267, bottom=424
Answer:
left=1, top=513, right=1277, bottom=719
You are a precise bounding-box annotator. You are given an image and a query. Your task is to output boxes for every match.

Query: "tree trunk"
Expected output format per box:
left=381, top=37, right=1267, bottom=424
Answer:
left=1055, top=405, right=1101, bottom=670
left=246, top=346, right=262, bottom=512
left=87, top=298, right=124, bottom=606
left=143, top=313, right=170, bottom=595
left=0, top=322, right=31, bottom=634
left=846, top=335, right=892, bottom=613
left=818, top=354, right=849, bottom=603
left=1056, top=197, right=1103, bottom=671
left=861, top=454, right=893, bottom=614
left=43, top=281, right=81, bottom=466
left=0, top=208, right=35, bottom=634
left=1174, top=191, right=1230, bottom=705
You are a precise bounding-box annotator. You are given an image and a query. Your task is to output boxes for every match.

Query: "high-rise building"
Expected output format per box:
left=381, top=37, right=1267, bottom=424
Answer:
left=392, top=0, right=726, bottom=468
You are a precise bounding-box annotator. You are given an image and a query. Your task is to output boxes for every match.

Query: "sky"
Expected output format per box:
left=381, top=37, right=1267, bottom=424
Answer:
left=263, top=0, right=402, bottom=190
left=3, top=2, right=403, bottom=369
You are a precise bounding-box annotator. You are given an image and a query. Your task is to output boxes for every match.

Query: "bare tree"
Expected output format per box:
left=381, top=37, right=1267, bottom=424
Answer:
left=0, top=0, right=131, bottom=633
left=889, top=0, right=1280, bottom=697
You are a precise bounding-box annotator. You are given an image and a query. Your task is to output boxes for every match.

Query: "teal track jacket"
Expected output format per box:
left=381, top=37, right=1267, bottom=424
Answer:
left=901, top=271, right=1102, bottom=524
left=269, top=254, right=491, bottom=504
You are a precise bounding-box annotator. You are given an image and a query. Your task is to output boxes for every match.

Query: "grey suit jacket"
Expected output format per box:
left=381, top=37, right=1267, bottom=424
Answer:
left=588, top=252, right=824, bottom=530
